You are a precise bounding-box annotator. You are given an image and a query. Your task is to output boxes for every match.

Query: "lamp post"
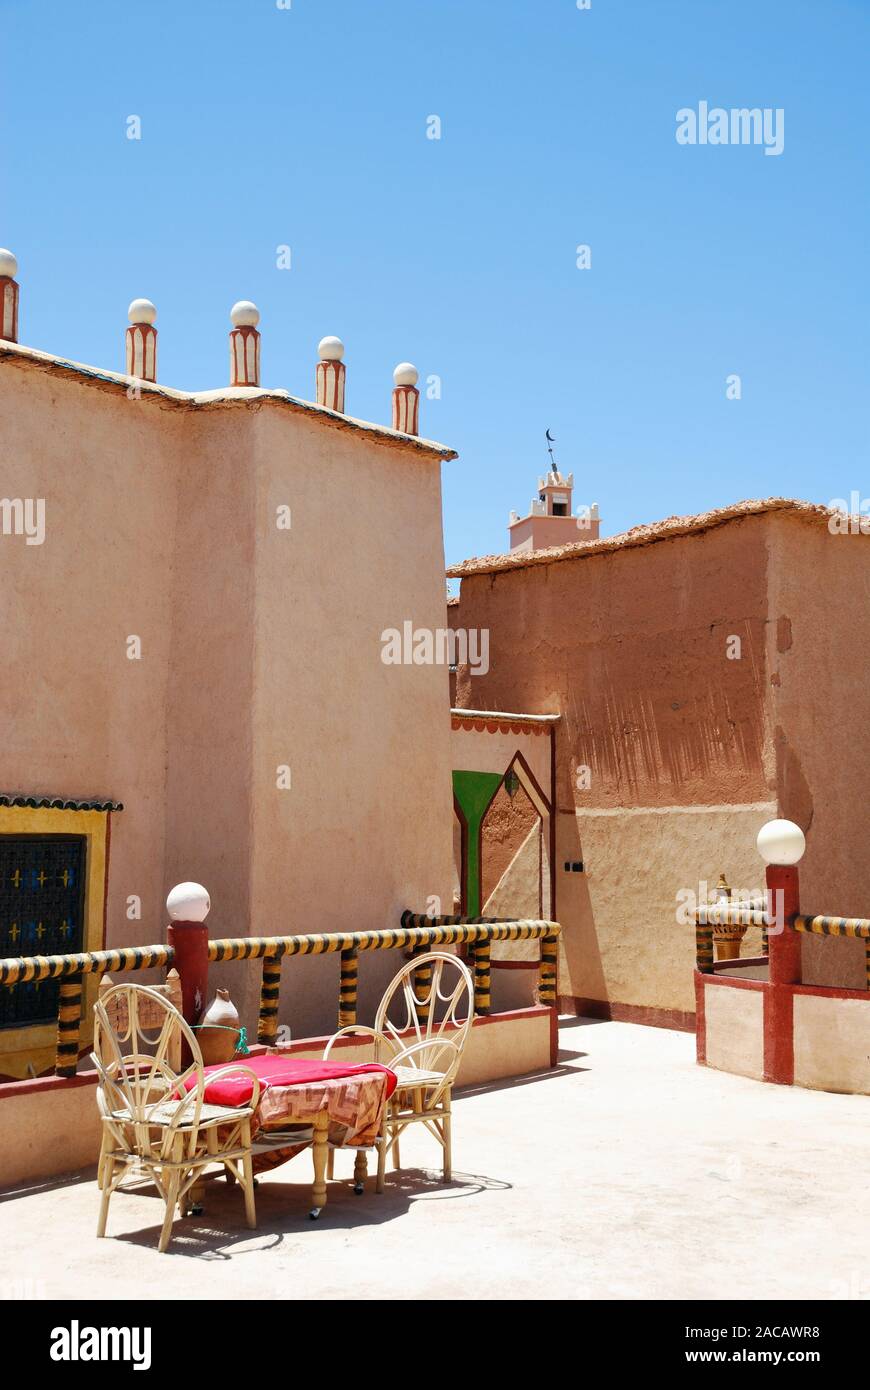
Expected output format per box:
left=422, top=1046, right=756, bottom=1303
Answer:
left=165, top=882, right=210, bottom=1027
left=756, top=818, right=805, bottom=1084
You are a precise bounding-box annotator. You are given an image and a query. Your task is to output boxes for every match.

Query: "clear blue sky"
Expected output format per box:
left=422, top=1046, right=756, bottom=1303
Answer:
left=2, top=0, right=867, bottom=568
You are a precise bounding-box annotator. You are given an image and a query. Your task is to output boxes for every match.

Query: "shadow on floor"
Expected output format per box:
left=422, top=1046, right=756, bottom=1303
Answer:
left=0, top=1165, right=99, bottom=1203
left=455, top=1060, right=587, bottom=1100
left=108, top=1167, right=512, bottom=1259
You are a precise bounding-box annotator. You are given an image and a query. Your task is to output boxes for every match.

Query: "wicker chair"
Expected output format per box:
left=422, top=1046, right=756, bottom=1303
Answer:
left=92, top=982, right=261, bottom=1253
left=324, top=951, right=474, bottom=1190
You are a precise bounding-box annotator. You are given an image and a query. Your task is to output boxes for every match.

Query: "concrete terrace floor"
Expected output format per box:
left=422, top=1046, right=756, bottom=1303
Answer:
left=2, top=1017, right=868, bottom=1301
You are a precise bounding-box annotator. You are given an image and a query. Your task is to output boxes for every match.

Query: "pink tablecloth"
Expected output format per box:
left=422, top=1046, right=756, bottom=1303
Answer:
left=199, top=1053, right=397, bottom=1176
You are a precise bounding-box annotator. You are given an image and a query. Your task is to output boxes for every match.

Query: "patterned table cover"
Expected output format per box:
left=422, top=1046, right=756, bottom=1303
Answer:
left=250, top=1067, right=393, bottom=1175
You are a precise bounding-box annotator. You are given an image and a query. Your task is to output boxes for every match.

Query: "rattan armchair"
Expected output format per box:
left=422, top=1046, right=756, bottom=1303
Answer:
left=323, top=951, right=474, bottom=1190
left=92, top=982, right=261, bottom=1253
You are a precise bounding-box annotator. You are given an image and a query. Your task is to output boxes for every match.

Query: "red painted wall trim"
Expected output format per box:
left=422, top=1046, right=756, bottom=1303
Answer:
left=711, top=955, right=768, bottom=972
left=703, top=971, right=767, bottom=992
left=560, top=995, right=695, bottom=1033
left=0, top=1069, right=98, bottom=1100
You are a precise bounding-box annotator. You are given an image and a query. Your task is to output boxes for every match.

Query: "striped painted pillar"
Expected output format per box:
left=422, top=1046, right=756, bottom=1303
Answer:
left=126, top=298, right=158, bottom=382
left=695, top=913, right=714, bottom=972
left=0, top=249, right=19, bottom=342
left=472, top=940, right=491, bottom=1015
left=55, top=972, right=83, bottom=1077
left=229, top=301, right=261, bottom=386
left=539, top=932, right=558, bottom=1006
left=339, top=945, right=358, bottom=1028
left=258, top=953, right=282, bottom=1045
left=865, top=940, right=870, bottom=992
left=392, top=362, right=419, bottom=435
left=316, top=336, right=345, bottom=412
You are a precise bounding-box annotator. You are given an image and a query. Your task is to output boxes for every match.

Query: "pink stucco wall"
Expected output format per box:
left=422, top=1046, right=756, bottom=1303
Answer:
left=1, top=350, right=455, bottom=1043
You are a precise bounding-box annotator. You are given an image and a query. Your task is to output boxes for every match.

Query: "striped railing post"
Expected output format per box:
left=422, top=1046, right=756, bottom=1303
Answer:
left=473, top=941, right=491, bottom=1015
left=695, top=914, right=714, bottom=972
left=257, top=952, right=282, bottom=1045
left=339, top=946, right=359, bottom=1028
left=412, top=942, right=433, bottom=1022
left=55, top=972, right=83, bottom=1077
left=539, top=932, right=558, bottom=1005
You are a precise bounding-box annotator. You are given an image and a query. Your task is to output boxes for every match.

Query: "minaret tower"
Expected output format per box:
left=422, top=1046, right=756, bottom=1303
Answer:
left=508, top=432, right=600, bottom=553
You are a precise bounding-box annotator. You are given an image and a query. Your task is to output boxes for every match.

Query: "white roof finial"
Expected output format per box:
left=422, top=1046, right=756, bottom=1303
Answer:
left=230, top=300, right=260, bottom=328
left=318, top=335, right=344, bottom=362
left=128, top=298, right=157, bottom=326
left=393, top=361, right=418, bottom=387
left=0, top=249, right=20, bottom=342
left=392, top=361, right=420, bottom=436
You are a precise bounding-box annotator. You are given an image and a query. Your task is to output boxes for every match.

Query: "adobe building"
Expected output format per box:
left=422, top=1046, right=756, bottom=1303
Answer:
left=0, top=250, right=457, bottom=1076
left=448, top=487, right=870, bottom=1029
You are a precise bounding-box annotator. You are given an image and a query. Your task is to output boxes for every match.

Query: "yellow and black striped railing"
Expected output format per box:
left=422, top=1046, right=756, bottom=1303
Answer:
left=696, top=907, right=870, bottom=989
left=209, top=915, right=561, bottom=1043
left=794, top=915, right=870, bottom=990
left=0, top=944, right=173, bottom=1078
left=1, top=917, right=561, bottom=1077
left=694, top=905, right=770, bottom=972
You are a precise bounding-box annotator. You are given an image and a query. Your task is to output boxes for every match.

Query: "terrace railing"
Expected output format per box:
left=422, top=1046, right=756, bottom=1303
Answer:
left=793, top=915, right=870, bottom=990
left=694, top=895, right=870, bottom=990
left=0, top=914, right=561, bottom=1079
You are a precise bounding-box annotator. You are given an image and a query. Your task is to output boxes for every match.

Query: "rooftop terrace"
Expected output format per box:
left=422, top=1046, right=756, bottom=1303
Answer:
left=3, top=1017, right=867, bottom=1301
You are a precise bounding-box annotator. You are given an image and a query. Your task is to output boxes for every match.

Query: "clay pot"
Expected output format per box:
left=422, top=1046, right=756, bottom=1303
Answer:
left=197, top=988, right=241, bottom=1065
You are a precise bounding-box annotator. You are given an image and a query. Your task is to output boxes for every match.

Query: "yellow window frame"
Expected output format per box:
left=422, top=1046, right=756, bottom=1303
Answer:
left=0, top=806, right=110, bottom=1080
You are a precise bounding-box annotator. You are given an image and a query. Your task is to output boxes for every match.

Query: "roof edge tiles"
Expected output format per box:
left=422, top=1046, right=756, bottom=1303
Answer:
left=446, top=498, right=855, bottom=578
left=0, top=340, right=457, bottom=461
left=0, top=794, right=124, bottom=812
left=450, top=709, right=560, bottom=736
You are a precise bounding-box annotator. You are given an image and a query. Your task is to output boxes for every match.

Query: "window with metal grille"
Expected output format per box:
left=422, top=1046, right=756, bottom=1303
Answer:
left=0, top=836, right=86, bottom=1028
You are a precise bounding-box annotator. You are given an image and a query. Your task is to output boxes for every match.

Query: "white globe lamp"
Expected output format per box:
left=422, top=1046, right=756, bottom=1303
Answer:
left=166, top=882, right=211, bottom=922
left=756, top=819, right=806, bottom=867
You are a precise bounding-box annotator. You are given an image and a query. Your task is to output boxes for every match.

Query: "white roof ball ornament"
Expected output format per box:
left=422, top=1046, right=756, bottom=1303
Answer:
left=166, top=881, right=211, bottom=922
left=230, top=300, right=260, bottom=328
left=128, top=298, right=157, bottom=326
left=756, top=819, right=806, bottom=867
left=0, top=248, right=18, bottom=279
left=318, top=335, right=344, bottom=362
left=393, top=362, right=419, bottom=387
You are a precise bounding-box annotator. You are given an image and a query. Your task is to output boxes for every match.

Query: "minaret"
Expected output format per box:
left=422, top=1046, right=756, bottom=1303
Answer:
left=508, top=436, right=600, bottom=553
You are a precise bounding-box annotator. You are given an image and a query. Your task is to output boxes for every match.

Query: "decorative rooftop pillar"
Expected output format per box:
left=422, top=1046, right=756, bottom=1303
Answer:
left=126, top=298, right=158, bottom=382
left=316, top=335, right=345, bottom=412
left=0, top=248, right=19, bottom=342
left=392, top=362, right=420, bottom=435
left=229, top=300, right=261, bottom=386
